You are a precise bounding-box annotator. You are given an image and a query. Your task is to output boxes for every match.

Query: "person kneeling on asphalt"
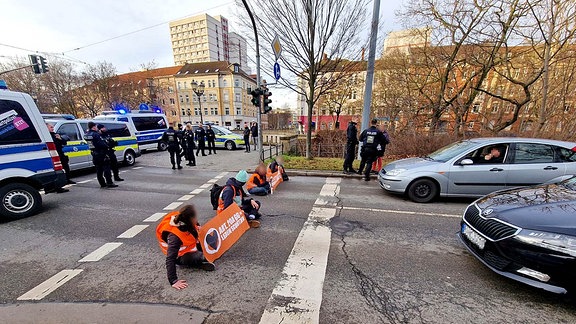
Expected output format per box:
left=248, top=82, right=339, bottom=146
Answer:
left=218, top=170, right=262, bottom=228
left=156, top=204, right=215, bottom=290
left=247, top=164, right=271, bottom=196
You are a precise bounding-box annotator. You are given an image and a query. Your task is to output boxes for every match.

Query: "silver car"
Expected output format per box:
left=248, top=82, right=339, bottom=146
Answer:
left=378, top=137, right=576, bottom=203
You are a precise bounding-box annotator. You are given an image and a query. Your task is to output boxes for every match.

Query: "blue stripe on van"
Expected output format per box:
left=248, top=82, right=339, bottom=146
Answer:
left=136, top=130, right=166, bottom=135
left=136, top=134, right=161, bottom=142
left=116, top=139, right=137, bottom=146
left=0, top=156, right=54, bottom=172
left=0, top=143, right=46, bottom=156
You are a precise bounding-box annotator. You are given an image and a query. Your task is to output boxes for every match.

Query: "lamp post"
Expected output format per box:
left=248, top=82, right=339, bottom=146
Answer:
left=191, top=81, right=205, bottom=124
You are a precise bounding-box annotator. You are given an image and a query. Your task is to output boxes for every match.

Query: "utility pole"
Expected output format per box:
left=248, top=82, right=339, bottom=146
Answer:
left=242, top=0, right=263, bottom=160
left=361, top=0, right=381, bottom=130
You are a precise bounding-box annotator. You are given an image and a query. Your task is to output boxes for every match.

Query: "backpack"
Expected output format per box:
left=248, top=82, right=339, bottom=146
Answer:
left=209, top=184, right=224, bottom=210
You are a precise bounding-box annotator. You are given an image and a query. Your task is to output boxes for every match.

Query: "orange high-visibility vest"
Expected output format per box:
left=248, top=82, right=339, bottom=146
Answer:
left=217, top=185, right=238, bottom=214
left=156, top=212, right=200, bottom=257
left=246, top=173, right=265, bottom=191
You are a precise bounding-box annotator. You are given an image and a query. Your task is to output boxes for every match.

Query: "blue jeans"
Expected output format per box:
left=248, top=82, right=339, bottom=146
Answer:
left=248, top=185, right=270, bottom=196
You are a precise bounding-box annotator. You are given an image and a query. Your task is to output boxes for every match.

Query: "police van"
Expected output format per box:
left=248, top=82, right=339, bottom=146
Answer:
left=94, top=111, right=169, bottom=151
left=191, top=124, right=245, bottom=150
left=0, top=82, right=67, bottom=220
left=43, top=118, right=141, bottom=170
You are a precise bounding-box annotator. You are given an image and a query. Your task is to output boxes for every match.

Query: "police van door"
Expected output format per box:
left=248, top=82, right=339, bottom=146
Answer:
left=56, top=122, right=90, bottom=171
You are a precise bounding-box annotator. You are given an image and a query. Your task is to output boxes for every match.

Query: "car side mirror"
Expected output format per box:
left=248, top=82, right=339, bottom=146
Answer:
left=460, top=159, right=474, bottom=166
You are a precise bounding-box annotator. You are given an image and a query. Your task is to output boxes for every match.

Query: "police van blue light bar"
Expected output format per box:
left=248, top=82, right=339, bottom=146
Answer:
left=0, top=80, right=8, bottom=90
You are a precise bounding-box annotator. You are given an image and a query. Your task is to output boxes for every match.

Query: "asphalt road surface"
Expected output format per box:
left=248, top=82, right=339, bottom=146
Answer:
left=1, top=149, right=575, bottom=323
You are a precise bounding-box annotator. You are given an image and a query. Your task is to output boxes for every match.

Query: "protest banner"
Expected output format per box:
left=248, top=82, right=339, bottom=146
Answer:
left=269, top=170, right=283, bottom=193
left=198, top=203, right=250, bottom=262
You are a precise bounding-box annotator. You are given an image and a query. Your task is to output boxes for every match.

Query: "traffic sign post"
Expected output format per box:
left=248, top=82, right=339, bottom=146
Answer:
left=273, top=62, right=281, bottom=81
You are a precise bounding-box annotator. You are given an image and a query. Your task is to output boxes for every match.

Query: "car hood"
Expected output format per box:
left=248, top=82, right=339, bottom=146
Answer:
left=475, top=184, right=576, bottom=236
left=383, top=157, right=441, bottom=171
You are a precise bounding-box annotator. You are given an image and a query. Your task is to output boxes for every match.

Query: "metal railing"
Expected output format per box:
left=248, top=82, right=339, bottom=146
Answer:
left=260, top=143, right=284, bottom=162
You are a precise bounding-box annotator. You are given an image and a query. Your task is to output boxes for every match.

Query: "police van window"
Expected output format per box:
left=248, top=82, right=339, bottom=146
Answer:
left=103, top=123, right=130, bottom=137
left=117, top=117, right=129, bottom=122
left=57, top=123, right=81, bottom=141
left=79, top=123, right=89, bottom=133
left=0, top=99, right=41, bottom=145
left=132, top=116, right=167, bottom=131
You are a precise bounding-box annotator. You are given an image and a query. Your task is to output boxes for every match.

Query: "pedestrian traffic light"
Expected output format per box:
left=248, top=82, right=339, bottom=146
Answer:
left=262, top=88, right=272, bottom=114
left=251, top=88, right=262, bottom=107
left=28, top=55, right=40, bottom=74
left=39, top=56, right=49, bottom=73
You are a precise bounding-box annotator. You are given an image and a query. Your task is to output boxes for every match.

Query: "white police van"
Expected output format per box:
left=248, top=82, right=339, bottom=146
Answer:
left=0, top=81, right=67, bottom=220
left=94, top=110, right=169, bottom=151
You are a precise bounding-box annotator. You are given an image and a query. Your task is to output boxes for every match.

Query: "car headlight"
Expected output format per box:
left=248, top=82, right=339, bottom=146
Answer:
left=516, top=230, right=576, bottom=257
left=385, top=168, right=407, bottom=176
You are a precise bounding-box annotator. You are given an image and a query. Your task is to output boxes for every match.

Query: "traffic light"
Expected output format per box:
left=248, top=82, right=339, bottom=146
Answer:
left=251, top=88, right=262, bottom=107
left=39, top=56, right=49, bottom=73
left=262, top=88, right=272, bottom=114
left=28, top=55, right=40, bottom=74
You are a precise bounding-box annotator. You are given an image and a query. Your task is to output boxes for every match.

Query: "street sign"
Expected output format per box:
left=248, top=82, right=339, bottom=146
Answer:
left=273, top=63, right=281, bottom=81
left=272, top=34, right=282, bottom=61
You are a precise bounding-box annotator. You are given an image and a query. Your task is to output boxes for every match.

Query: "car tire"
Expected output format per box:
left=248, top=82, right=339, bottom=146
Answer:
left=225, top=141, right=236, bottom=151
left=0, top=183, right=42, bottom=220
left=407, top=178, right=438, bottom=203
left=158, top=141, right=168, bottom=151
left=124, top=150, right=136, bottom=166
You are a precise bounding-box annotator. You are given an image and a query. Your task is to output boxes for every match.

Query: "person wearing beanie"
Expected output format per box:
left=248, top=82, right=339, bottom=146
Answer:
left=217, top=169, right=262, bottom=228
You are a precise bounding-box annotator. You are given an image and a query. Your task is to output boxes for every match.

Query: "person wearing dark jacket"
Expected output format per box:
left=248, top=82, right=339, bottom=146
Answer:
left=195, top=125, right=207, bottom=156
left=357, top=119, right=386, bottom=181
left=217, top=170, right=261, bottom=228
left=162, top=126, right=182, bottom=169
left=205, top=124, right=217, bottom=155
left=250, top=122, right=258, bottom=151
left=46, top=123, right=72, bottom=193
left=343, top=119, right=359, bottom=174
left=86, top=122, right=117, bottom=188
left=182, top=124, right=196, bottom=166
left=156, top=204, right=215, bottom=290
left=98, top=125, right=124, bottom=182
left=243, top=123, right=251, bottom=153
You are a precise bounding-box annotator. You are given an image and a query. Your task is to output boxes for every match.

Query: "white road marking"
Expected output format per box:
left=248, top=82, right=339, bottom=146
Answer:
left=163, top=202, right=183, bottom=210
left=314, top=197, right=337, bottom=207
left=78, top=243, right=123, bottom=262
left=117, top=225, right=149, bottom=239
left=325, top=178, right=342, bottom=184
left=190, top=189, right=203, bottom=195
left=207, top=179, right=218, bottom=184
left=17, top=269, right=83, bottom=301
left=260, top=180, right=338, bottom=324
left=132, top=167, right=144, bottom=170
left=77, top=180, right=91, bottom=184
left=199, top=183, right=212, bottom=189
left=178, top=195, right=194, bottom=201
left=319, top=183, right=340, bottom=196
left=217, top=172, right=228, bottom=178
left=341, top=206, right=461, bottom=218
left=144, top=212, right=167, bottom=222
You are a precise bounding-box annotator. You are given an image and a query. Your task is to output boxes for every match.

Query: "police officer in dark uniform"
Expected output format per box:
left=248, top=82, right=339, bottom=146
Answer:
left=343, top=119, right=359, bottom=174
left=183, top=123, right=196, bottom=166
left=98, top=124, right=124, bottom=182
left=195, top=124, right=207, bottom=156
left=205, top=124, right=217, bottom=155
left=86, top=122, right=117, bottom=188
left=162, top=126, right=182, bottom=169
left=358, top=119, right=385, bottom=181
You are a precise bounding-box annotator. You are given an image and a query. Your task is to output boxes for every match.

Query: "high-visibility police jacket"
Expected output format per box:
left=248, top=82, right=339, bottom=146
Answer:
left=156, top=212, right=200, bottom=257
left=246, top=173, right=266, bottom=191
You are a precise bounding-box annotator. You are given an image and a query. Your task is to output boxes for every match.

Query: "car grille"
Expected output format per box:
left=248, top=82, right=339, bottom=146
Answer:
left=483, top=250, right=511, bottom=270
left=464, top=205, right=519, bottom=241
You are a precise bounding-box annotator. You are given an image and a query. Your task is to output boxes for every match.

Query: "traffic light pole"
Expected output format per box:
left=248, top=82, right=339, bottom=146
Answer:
left=242, top=0, right=263, bottom=159
left=0, top=64, right=35, bottom=76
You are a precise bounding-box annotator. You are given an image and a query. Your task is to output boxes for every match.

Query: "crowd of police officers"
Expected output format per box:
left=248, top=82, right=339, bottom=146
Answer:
left=344, top=118, right=390, bottom=181
left=162, top=123, right=217, bottom=169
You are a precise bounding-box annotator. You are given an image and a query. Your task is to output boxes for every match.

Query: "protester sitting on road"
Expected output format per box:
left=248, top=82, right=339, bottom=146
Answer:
left=218, top=170, right=262, bottom=228
left=247, top=164, right=271, bottom=196
left=156, top=204, right=215, bottom=290
left=268, top=156, right=289, bottom=181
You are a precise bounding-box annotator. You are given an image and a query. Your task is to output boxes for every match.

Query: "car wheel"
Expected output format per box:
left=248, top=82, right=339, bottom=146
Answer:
left=158, top=141, right=168, bottom=151
left=225, top=141, right=236, bottom=151
left=407, top=178, right=438, bottom=203
left=124, top=150, right=136, bottom=166
left=0, top=183, right=42, bottom=220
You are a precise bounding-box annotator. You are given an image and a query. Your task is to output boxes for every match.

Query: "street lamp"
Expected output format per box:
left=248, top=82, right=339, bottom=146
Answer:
left=191, top=81, right=205, bottom=124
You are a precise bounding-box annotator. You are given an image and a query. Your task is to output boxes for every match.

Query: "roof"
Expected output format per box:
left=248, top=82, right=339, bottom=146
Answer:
left=175, top=61, right=254, bottom=80
left=114, top=66, right=183, bottom=83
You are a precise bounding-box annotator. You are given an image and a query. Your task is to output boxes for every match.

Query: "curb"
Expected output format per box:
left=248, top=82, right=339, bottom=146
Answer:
left=287, top=169, right=378, bottom=179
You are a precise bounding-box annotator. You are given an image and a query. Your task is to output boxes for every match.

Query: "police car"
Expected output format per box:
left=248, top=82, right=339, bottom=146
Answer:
left=43, top=117, right=141, bottom=170
left=0, top=81, right=67, bottom=220
left=191, top=124, right=245, bottom=150
left=94, top=110, right=169, bottom=151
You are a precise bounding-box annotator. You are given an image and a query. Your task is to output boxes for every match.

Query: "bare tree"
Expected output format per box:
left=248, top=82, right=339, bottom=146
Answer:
left=237, top=0, right=369, bottom=158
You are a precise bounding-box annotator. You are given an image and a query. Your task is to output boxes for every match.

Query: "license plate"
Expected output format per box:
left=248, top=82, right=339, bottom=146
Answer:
left=462, top=223, right=486, bottom=250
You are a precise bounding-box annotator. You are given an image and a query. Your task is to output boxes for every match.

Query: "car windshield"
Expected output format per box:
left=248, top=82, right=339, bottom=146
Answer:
left=427, top=140, right=480, bottom=162
left=215, top=126, right=232, bottom=135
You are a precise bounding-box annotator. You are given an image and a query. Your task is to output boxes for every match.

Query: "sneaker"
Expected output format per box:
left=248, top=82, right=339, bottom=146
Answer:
left=107, top=184, right=118, bottom=188
left=67, top=180, right=76, bottom=184
left=201, top=261, right=216, bottom=271
left=248, top=214, right=256, bottom=220
left=248, top=220, right=261, bottom=228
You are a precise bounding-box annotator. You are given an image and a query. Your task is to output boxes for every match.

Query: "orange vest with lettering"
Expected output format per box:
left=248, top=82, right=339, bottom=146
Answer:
left=156, top=212, right=200, bottom=257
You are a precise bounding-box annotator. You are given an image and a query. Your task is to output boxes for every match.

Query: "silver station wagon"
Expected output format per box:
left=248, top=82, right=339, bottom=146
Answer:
left=378, top=137, right=576, bottom=203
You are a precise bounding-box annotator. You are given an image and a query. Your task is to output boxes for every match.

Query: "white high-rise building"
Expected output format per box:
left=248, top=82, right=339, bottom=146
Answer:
left=228, top=32, right=250, bottom=74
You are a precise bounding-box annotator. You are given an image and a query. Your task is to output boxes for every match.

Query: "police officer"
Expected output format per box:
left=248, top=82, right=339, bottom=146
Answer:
left=195, top=124, right=207, bottom=156
left=162, top=126, right=182, bottom=169
left=86, top=122, right=117, bottom=188
left=98, top=124, right=124, bottom=182
left=183, top=123, right=196, bottom=166
left=357, top=119, right=386, bottom=181
left=205, top=124, right=217, bottom=155
left=343, top=119, right=359, bottom=174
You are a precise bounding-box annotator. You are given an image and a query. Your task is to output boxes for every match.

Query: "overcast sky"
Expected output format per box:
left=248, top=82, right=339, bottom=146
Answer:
left=0, top=0, right=403, bottom=107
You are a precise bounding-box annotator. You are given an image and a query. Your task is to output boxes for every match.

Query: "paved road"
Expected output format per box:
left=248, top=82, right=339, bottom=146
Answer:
left=0, top=149, right=574, bottom=323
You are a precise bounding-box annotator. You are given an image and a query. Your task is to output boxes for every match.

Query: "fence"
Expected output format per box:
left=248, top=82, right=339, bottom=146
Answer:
left=260, top=143, right=284, bottom=162
left=293, top=142, right=347, bottom=158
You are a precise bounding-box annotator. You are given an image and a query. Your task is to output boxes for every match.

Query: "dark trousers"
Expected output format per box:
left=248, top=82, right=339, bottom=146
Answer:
left=242, top=200, right=261, bottom=218
left=343, top=142, right=357, bottom=171
left=168, top=146, right=181, bottom=167
left=252, top=136, right=258, bottom=150
left=108, top=151, right=120, bottom=179
left=176, top=251, right=205, bottom=267
left=93, top=154, right=112, bottom=186
left=207, top=140, right=216, bottom=154
left=185, top=145, right=196, bottom=165
left=359, top=150, right=377, bottom=180
left=60, top=155, right=71, bottom=181
left=244, top=136, right=250, bottom=152
left=196, top=141, right=206, bottom=156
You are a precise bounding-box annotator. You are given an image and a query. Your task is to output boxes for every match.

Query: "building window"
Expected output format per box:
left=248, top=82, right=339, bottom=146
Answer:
left=223, top=79, right=228, bottom=87
left=211, top=107, right=217, bottom=115
left=168, top=86, right=174, bottom=93
left=234, top=79, right=239, bottom=87
left=185, top=94, right=190, bottom=103
left=170, top=98, right=175, bottom=105
left=472, top=103, right=480, bottom=113
left=177, top=82, right=181, bottom=89
left=468, top=122, right=474, bottom=130
left=236, top=107, right=242, bottom=115
left=223, top=93, right=229, bottom=102
left=225, top=107, right=230, bottom=115
left=194, top=107, right=200, bottom=116
left=235, top=93, right=240, bottom=102
left=564, top=104, right=571, bottom=113
left=351, top=91, right=357, bottom=100
left=179, top=95, right=184, bottom=103
left=491, top=103, right=499, bottom=113
left=204, top=108, right=208, bottom=116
